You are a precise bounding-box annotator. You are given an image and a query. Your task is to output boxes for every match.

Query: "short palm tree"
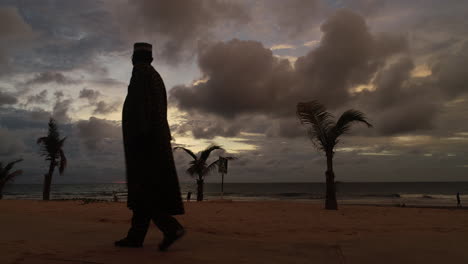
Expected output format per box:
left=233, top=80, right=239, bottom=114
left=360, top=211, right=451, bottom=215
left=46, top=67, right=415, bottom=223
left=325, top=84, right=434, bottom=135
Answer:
left=37, top=118, right=67, bottom=200
left=0, top=159, right=23, bottom=199
left=174, top=145, right=225, bottom=201
left=297, top=101, right=372, bottom=210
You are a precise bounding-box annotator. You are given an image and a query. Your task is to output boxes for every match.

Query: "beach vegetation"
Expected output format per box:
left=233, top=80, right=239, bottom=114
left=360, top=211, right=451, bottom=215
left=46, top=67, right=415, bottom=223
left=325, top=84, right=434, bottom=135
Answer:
left=297, top=101, right=372, bottom=210
left=174, top=145, right=226, bottom=201
left=0, top=159, right=23, bottom=199
left=37, top=118, right=67, bottom=201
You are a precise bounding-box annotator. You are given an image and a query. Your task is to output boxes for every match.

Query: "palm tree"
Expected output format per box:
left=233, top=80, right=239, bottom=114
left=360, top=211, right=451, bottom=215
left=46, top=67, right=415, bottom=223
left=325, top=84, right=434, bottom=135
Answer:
left=37, top=118, right=67, bottom=200
left=0, top=159, right=23, bottom=199
left=297, top=101, right=372, bottom=210
left=174, top=145, right=225, bottom=201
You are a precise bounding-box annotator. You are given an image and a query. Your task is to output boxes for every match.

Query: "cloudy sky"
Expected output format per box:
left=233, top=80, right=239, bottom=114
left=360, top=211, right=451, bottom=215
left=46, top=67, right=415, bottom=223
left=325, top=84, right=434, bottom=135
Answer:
left=1, top=0, right=467, bottom=184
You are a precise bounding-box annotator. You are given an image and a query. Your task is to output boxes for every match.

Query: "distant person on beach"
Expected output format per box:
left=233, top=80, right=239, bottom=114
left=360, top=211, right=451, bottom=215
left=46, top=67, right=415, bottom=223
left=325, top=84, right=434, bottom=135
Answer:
left=115, top=42, right=185, bottom=251
left=113, top=191, right=119, bottom=202
left=187, top=191, right=192, bottom=202
left=457, top=192, right=461, bottom=208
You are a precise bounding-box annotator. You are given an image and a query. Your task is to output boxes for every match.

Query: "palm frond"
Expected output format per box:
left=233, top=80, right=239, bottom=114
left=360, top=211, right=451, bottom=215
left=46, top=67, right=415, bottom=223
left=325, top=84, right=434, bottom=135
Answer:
left=3, top=159, right=23, bottom=173
left=186, top=164, right=198, bottom=177
left=38, top=118, right=65, bottom=161
left=200, top=145, right=223, bottom=162
left=297, top=101, right=334, bottom=152
left=3, top=170, right=23, bottom=184
left=174, top=147, right=198, bottom=161
left=329, top=109, right=372, bottom=144
left=59, top=149, right=67, bottom=175
left=59, top=137, right=67, bottom=148
left=202, top=160, right=220, bottom=176
left=36, top=137, right=47, bottom=145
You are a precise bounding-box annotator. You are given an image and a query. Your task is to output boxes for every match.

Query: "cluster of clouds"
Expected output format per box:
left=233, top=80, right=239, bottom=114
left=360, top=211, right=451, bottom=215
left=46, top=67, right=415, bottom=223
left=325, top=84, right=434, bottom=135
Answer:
left=171, top=8, right=468, bottom=139
left=1, top=0, right=468, bottom=183
left=110, top=0, right=250, bottom=64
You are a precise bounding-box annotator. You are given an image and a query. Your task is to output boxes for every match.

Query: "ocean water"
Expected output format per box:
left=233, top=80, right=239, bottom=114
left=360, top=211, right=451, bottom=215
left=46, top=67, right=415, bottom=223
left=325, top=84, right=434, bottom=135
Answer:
left=3, top=182, right=468, bottom=207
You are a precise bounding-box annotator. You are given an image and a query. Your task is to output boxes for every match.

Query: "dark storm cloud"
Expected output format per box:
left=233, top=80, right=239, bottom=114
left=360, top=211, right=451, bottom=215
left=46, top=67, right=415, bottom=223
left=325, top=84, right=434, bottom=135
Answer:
left=368, top=56, right=414, bottom=109
left=52, top=93, right=72, bottom=123
left=25, top=72, right=80, bottom=86
left=431, top=44, right=468, bottom=99
left=171, top=10, right=409, bottom=137
left=0, top=6, right=35, bottom=73
left=270, top=0, right=326, bottom=37
left=26, top=90, right=48, bottom=105
left=0, top=127, right=25, bottom=156
left=171, top=39, right=295, bottom=118
left=113, top=0, right=249, bottom=64
left=0, top=107, right=49, bottom=130
left=79, top=88, right=101, bottom=103
left=75, top=117, right=121, bottom=151
left=78, top=88, right=119, bottom=115
left=174, top=117, right=243, bottom=140
left=172, top=112, right=306, bottom=140
left=0, top=6, right=33, bottom=40
left=92, top=101, right=119, bottom=115
left=265, top=118, right=306, bottom=139
left=355, top=55, right=440, bottom=135
left=88, top=78, right=127, bottom=89
left=376, top=102, right=438, bottom=135
left=294, top=9, right=408, bottom=108
left=1, top=0, right=123, bottom=73
left=54, top=91, right=64, bottom=99
left=0, top=91, right=18, bottom=105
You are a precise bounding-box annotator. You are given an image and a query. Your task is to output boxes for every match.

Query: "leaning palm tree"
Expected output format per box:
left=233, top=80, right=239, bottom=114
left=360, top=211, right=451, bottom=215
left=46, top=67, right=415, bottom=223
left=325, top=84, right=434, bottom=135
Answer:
left=37, top=118, right=67, bottom=200
left=0, top=159, right=23, bottom=199
left=297, top=101, right=372, bottom=210
left=174, top=145, right=225, bottom=201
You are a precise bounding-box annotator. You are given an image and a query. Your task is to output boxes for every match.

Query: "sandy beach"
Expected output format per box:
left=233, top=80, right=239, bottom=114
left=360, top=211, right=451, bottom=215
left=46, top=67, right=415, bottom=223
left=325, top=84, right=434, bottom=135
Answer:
left=1, top=200, right=468, bottom=264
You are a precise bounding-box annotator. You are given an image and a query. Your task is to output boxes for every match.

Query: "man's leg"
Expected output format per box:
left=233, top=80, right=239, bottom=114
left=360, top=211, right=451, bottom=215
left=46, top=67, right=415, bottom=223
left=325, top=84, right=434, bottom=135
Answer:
left=115, top=209, right=151, bottom=247
left=152, top=213, right=185, bottom=251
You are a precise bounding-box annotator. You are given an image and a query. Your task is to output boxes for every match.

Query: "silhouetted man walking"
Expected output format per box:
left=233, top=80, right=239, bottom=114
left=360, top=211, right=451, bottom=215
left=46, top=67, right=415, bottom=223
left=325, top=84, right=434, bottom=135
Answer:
left=116, top=43, right=185, bottom=251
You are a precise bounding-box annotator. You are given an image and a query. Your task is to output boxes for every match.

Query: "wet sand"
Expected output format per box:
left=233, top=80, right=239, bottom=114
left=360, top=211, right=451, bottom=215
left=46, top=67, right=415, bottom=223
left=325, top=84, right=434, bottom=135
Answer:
left=1, top=200, right=468, bottom=264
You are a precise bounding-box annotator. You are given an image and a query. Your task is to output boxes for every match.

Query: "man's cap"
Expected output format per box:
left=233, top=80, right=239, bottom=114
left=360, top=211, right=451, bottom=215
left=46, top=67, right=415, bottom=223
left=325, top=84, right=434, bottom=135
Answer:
left=133, top=42, right=152, bottom=52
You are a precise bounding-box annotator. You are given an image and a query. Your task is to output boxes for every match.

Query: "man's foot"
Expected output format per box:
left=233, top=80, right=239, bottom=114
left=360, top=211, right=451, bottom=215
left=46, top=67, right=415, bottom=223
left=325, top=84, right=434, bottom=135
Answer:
left=114, top=238, right=143, bottom=248
left=158, top=229, right=186, bottom=252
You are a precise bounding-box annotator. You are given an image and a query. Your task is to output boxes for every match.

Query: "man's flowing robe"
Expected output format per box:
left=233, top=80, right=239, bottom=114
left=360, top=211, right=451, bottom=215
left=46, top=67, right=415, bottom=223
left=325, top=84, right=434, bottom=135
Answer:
left=122, top=64, right=184, bottom=215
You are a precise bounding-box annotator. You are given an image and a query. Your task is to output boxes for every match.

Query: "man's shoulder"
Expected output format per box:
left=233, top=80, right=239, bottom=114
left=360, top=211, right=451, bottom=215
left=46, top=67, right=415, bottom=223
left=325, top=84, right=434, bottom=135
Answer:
left=149, top=66, right=162, bottom=78
left=133, top=65, right=160, bottom=79
left=149, top=66, right=164, bottom=84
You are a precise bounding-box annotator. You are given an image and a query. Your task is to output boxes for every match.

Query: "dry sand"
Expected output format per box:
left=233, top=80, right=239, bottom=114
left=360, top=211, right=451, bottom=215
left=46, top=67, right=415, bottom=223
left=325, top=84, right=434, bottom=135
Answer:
left=1, top=200, right=468, bottom=264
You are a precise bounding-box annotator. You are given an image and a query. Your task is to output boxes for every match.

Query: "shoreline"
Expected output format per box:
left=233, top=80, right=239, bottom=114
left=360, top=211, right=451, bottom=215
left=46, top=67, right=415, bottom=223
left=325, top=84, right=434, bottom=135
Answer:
left=2, top=196, right=465, bottom=210
left=4, top=182, right=466, bottom=207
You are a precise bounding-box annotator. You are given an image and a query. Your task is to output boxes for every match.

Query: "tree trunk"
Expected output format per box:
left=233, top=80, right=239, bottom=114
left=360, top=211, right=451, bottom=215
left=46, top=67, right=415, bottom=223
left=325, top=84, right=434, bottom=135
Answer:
left=0, top=181, right=4, bottom=199
left=325, top=154, right=338, bottom=210
left=43, top=160, right=55, bottom=201
left=196, top=178, right=204, bottom=202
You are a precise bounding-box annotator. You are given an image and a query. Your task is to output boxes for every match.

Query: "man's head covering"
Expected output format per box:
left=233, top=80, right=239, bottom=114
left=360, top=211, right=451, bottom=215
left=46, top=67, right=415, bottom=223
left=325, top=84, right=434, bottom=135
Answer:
left=133, top=42, right=152, bottom=54
left=132, top=42, right=153, bottom=65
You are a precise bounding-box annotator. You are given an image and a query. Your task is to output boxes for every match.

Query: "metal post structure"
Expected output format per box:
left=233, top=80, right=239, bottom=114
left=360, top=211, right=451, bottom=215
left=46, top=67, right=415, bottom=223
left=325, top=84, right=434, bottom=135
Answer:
left=218, top=156, right=228, bottom=199
left=221, top=172, right=225, bottom=199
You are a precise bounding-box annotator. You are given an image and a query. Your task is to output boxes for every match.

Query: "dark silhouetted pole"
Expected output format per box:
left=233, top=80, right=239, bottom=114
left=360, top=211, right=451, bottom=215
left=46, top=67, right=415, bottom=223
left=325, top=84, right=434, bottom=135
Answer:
left=218, top=156, right=228, bottom=199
